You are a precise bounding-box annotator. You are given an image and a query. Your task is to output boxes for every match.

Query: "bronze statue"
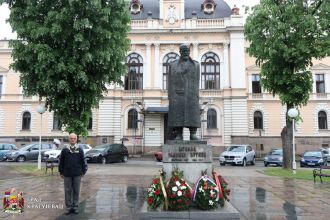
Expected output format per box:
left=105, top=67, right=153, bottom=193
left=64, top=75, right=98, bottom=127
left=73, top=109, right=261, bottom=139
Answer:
left=168, top=44, right=201, bottom=140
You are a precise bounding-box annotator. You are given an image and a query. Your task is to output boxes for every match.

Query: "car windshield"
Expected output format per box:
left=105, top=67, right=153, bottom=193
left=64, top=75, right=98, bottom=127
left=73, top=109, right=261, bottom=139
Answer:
left=19, top=144, right=36, bottom=151
left=304, top=151, right=322, bottom=157
left=228, top=146, right=245, bottom=152
left=269, top=150, right=283, bottom=155
left=93, top=145, right=108, bottom=151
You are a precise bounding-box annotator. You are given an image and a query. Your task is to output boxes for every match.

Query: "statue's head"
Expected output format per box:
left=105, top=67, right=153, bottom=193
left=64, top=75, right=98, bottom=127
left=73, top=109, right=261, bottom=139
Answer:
left=179, top=44, right=190, bottom=61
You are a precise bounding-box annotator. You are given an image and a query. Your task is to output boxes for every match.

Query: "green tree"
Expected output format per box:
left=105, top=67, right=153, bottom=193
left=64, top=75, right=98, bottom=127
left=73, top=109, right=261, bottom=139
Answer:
left=1, top=0, right=130, bottom=136
left=245, top=0, right=329, bottom=169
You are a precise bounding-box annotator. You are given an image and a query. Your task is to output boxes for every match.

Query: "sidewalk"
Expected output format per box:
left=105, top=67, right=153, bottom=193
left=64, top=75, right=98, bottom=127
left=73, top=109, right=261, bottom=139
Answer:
left=0, top=160, right=329, bottom=219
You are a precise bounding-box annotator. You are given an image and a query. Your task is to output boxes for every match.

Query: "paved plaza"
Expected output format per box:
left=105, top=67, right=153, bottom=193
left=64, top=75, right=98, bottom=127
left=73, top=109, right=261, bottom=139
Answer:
left=0, top=159, right=329, bottom=220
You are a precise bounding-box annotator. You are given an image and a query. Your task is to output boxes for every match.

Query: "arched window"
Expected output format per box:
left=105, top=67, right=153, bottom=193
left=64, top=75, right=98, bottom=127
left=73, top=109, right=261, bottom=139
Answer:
left=128, top=109, right=138, bottom=129
left=318, top=111, right=328, bottom=129
left=207, top=109, right=217, bottom=129
left=163, top=52, right=179, bottom=90
left=22, top=111, right=31, bottom=130
left=254, top=111, right=263, bottom=129
left=53, top=114, right=62, bottom=130
left=88, top=116, right=93, bottom=130
left=125, top=53, right=143, bottom=90
left=201, top=52, right=220, bottom=90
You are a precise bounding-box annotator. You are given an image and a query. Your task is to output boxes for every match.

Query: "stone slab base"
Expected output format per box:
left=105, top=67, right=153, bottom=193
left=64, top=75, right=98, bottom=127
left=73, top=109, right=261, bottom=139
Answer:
left=139, top=201, right=240, bottom=220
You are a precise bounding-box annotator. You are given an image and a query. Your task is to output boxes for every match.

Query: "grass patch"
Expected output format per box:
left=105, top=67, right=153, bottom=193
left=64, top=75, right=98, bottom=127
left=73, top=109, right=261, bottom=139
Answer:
left=11, top=164, right=48, bottom=176
left=262, top=167, right=330, bottom=182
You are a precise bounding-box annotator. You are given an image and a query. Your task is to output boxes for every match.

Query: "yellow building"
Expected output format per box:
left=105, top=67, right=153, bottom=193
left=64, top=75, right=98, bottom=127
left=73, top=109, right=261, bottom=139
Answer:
left=0, top=0, right=329, bottom=155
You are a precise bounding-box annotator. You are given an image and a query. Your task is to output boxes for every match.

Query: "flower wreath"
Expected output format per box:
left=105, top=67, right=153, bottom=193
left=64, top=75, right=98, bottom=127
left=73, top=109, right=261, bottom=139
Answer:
left=212, top=171, right=230, bottom=207
left=166, top=168, right=192, bottom=211
left=193, top=170, right=219, bottom=210
left=146, top=170, right=167, bottom=210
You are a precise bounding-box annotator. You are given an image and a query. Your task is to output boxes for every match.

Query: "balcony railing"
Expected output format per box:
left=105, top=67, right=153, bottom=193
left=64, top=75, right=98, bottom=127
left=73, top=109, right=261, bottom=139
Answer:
left=196, top=19, right=225, bottom=28
left=122, top=90, right=143, bottom=97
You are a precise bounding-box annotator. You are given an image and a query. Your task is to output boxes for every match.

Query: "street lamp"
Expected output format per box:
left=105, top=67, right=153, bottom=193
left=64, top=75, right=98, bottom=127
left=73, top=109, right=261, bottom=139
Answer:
left=36, top=104, right=46, bottom=169
left=288, top=108, right=298, bottom=174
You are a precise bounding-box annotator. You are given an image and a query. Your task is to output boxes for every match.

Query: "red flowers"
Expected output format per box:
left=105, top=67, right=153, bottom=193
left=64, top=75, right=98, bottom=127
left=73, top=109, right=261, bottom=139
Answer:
left=147, top=197, right=154, bottom=205
left=155, top=189, right=161, bottom=196
left=152, top=179, right=159, bottom=184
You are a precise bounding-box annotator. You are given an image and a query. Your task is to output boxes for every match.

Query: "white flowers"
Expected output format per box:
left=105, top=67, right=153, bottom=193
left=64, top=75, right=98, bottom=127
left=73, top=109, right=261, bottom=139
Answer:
left=172, top=186, right=178, bottom=192
left=176, top=181, right=181, bottom=186
left=181, top=185, right=187, bottom=190
left=209, top=200, right=214, bottom=206
left=198, top=186, right=204, bottom=193
left=202, top=176, right=208, bottom=182
left=177, top=190, right=182, bottom=197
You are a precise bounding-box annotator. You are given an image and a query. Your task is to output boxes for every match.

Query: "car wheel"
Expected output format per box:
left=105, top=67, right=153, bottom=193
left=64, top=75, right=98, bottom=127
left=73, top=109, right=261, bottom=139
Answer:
left=324, top=161, right=327, bottom=166
left=242, top=158, right=246, bottom=167
left=220, top=162, right=225, bottom=166
left=251, top=157, right=256, bottom=165
left=300, top=163, right=304, bottom=168
left=122, top=155, right=128, bottom=163
left=264, top=162, right=268, bottom=167
left=16, top=156, right=26, bottom=162
left=101, top=157, right=107, bottom=164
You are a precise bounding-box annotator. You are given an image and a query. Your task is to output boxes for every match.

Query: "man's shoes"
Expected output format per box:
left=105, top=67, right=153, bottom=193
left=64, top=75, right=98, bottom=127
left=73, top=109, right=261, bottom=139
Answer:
left=72, top=209, right=79, bottom=214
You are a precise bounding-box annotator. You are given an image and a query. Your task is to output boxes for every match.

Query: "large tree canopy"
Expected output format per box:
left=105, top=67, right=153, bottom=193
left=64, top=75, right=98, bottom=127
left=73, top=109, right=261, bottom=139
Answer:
left=245, top=0, right=329, bottom=168
left=1, top=0, right=130, bottom=136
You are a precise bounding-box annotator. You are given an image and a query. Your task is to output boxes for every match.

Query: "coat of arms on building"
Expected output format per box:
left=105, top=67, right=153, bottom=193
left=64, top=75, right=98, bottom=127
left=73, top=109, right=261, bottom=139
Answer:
left=3, top=188, right=24, bottom=213
left=166, top=4, right=178, bottom=25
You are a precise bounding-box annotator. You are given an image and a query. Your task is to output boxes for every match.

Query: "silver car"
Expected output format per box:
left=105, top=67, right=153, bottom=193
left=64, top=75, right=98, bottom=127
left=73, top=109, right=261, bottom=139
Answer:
left=219, top=145, right=256, bottom=166
left=5, top=143, right=56, bottom=162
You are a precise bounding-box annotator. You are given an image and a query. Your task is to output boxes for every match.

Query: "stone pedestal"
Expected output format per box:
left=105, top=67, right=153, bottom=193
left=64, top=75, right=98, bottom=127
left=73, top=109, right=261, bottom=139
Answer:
left=162, top=141, right=213, bottom=184
left=139, top=201, right=240, bottom=220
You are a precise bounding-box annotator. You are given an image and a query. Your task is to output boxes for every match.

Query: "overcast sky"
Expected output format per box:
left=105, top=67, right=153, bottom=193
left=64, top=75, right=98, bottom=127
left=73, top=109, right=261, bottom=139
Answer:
left=0, top=0, right=260, bottom=40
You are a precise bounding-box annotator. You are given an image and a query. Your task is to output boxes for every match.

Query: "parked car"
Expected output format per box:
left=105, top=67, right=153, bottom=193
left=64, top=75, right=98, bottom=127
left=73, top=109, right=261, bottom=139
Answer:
left=154, top=151, right=163, bottom=162
left=5, top=143, right=56, bottom=162
left=320, top=148, right=330, bottom=161
left=264, top=149, right=283, bottom=167
left=0, top=143, right=17, bottom=161
left=85, top=143, right=128, bottom=164
left=300, top=150, right=327, bottom=167
left=43, top=144, right=92, bottom=160
left=219, top=145, right=256, bottom=166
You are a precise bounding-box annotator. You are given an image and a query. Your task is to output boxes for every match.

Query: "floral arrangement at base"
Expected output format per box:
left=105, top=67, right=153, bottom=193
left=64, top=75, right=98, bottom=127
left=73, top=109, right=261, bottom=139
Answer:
left=166, top=167, right=192, bottom=211
left=146, top=170, right=167, bottom=210
left=213, top=171, right=230, bottom=207
left=193, top=170, right=219, bottom=210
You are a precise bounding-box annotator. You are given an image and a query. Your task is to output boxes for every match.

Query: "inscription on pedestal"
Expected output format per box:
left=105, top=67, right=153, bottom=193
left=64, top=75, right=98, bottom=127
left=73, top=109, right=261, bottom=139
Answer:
left=163, top=143, right=212, bottom=163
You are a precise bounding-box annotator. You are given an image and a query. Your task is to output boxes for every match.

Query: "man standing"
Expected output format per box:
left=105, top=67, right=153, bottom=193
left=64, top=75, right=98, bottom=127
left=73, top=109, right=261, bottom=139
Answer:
left=59, top=133, right=87, bottom=215
left=168, top=44, right=201, bottom=140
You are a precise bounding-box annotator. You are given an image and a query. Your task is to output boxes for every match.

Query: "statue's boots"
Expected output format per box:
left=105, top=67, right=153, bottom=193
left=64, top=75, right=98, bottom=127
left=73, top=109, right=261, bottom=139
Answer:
left=189, top=128, right=199, bottom=140
left=174, top=128, right=183, bottom=140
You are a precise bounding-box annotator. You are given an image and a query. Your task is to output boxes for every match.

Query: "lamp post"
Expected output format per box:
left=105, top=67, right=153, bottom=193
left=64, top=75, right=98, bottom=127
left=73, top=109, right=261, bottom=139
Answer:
left=288, top=108, right=298, bottom=174
left=36, top=104, right=46, bottom=169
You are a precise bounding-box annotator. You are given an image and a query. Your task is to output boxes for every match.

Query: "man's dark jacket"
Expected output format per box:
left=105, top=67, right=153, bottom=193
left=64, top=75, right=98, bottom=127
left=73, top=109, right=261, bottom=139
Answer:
left=58, top=147, right=87, bottom=177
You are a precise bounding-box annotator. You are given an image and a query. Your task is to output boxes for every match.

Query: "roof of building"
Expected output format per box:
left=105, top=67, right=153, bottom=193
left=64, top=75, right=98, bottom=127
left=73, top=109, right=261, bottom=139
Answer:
left=130, top=0, right=232, bottom=20
left=185, top=0, right=231, bottom=19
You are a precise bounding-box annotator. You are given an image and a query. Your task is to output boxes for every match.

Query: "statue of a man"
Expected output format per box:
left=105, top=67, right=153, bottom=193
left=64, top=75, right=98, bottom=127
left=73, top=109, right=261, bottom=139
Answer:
left=168, top=44, right=201, bottom=140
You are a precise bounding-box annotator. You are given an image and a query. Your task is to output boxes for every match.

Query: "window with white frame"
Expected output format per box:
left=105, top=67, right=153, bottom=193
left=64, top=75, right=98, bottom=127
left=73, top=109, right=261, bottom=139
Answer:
left=53, top=114, right=62, bottom=130
left=252, top=74, right=261, bottom=93
left=128, top=109, right=138, bottom=129
left=125, top=53, right=143, bottom=90
left=201, top=52, right=220, bottom=90
left=207, top=108, right=217, bottom=129
left=163, top=52, right=179, bottom=90
left=315, top=74, right=325, bottom=93
left=87, top=116, right=93, bottom=130
left=318, top=111, right=328, bottom=130
left=253, top=111, right=263, bottom=129
left=22, top=111, right=31, bottom=130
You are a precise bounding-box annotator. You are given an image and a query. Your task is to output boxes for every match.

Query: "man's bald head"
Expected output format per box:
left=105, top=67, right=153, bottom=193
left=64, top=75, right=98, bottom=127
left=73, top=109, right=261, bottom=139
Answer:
left=69, top=133, right=77, bottom=145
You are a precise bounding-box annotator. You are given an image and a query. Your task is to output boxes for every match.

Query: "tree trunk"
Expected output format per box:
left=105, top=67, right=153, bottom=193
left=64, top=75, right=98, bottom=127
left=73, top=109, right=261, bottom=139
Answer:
left=282, top=107, right=294, bottom=169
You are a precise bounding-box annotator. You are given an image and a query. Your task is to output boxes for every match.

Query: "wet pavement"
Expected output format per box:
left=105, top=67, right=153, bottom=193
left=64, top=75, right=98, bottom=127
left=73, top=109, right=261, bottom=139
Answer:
left=0, top=159, right=329, bottom=220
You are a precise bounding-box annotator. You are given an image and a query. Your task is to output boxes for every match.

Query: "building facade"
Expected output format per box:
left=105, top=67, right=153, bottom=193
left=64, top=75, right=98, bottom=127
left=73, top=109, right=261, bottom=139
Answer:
left=0, top=0, right=329, bottom=155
